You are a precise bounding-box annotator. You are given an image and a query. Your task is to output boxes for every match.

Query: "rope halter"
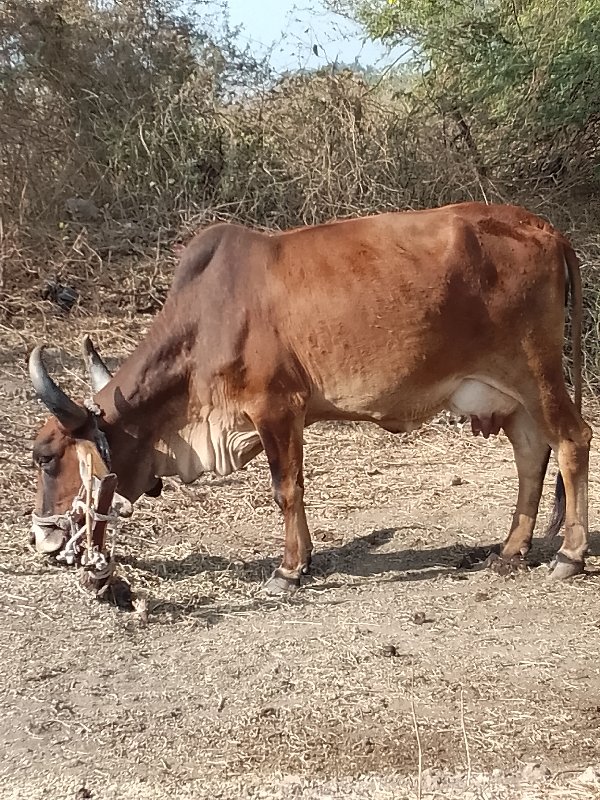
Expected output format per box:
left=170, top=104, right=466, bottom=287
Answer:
left=31, top=419, right=121, bottom=581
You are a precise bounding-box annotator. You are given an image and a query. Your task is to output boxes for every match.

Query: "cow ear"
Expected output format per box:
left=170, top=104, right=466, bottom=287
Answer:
left=82, top=335, right=112, bottom=392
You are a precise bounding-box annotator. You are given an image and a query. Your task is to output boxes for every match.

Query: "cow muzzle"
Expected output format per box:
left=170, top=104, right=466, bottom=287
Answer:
left=30, top=515, right=70, bottom=554
left=31, top=492, right=133, bottom=552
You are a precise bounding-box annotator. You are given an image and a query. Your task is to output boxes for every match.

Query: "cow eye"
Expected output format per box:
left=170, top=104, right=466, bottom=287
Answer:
left=38, top=455, right=56, bottom=468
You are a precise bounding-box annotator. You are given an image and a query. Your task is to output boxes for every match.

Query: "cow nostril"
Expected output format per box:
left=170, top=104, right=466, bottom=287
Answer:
left=145, top=478, right=163, bottom=498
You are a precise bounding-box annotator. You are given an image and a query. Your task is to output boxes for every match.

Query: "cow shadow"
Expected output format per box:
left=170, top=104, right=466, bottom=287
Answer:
left=309, top=527, right=600, bottom=586
left=118, top=527, right=461, bottom=587
left=119, top=527, right=600, bottom=607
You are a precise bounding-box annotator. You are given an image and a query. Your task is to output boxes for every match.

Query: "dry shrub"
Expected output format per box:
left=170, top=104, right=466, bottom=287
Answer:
left=0, top=1, right=492, bottom=246
left=1, top=0, right=599, bottom=391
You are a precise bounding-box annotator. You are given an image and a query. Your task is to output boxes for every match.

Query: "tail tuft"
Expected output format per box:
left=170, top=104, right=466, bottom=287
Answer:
left=545, top=471, right=566, bottom=540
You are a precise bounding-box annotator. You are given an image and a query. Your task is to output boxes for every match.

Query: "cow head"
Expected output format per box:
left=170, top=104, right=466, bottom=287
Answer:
left=28, top=337, right=160, bottom=555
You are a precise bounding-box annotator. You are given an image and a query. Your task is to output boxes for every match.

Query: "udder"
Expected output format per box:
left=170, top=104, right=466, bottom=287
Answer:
left=448, top=379, right=519, bottom=438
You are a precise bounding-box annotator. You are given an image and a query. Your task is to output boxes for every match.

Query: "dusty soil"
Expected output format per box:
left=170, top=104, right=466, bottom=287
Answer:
left=2, top=310, right=600, bottom=800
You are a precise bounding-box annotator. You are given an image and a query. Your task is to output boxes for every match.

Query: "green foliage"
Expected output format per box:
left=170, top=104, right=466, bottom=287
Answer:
left=333, top=0, right=600, bottom=186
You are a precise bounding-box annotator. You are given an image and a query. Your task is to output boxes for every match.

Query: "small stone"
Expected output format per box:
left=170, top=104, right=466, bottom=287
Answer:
left=451, top=475, right=463, bottom=486
left=421, top=768, right=442, bottom=791
left=577, top=766, right=600, bottom=785
left=412, top=611, right=432, bottom=625
left=520, top=762, right=550, bottom=782
left=133, top=596, right=149, bottom=626
left=381, top=644, right=398, bottom=657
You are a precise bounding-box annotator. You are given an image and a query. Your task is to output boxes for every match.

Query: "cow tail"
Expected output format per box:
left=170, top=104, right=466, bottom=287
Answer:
left=545, top=242, right=583, bottom=540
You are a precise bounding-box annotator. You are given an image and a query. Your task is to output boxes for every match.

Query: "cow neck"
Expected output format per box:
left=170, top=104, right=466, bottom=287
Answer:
left=95, top=315, right=195, bottom=432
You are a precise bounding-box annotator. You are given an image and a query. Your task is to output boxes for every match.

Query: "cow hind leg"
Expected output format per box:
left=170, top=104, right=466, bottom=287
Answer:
left=252, top=411, right=313, bottom=595
left=492, top=408, right=550, bottom=572
left=524, top=376, right=592, bottom=579
left=550, top=426, right=591, bottom=579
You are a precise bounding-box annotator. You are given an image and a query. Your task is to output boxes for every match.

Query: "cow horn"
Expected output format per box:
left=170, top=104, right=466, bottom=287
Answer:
left=82, top=334, right=112, bottom=392
left=28, top=346, right=88, bottom=431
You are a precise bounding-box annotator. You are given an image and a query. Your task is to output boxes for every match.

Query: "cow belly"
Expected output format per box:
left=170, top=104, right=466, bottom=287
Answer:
left=448, top=379, right=519, bottom=437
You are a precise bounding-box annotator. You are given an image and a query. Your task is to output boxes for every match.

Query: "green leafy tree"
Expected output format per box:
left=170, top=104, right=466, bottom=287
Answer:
left=330, top=0, right=600, bottom=187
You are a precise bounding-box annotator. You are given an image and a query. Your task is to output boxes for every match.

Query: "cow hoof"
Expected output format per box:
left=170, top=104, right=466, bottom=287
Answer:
left=550, top=554, right=585, bottom=580
left=263, top=569, right=300, bottom=596
left=485, top=552, right=528, bottom=577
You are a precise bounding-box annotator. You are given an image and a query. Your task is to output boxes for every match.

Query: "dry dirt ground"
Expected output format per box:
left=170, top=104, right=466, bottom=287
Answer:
left=2, top=311, right=600, bottom=800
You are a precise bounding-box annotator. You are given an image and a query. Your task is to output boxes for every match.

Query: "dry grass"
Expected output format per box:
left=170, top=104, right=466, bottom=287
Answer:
left=3, top=0, right=600, bottom=341
left=3, top=5, right=600, bottom=796
left=3, top=302, right=600, bottom=799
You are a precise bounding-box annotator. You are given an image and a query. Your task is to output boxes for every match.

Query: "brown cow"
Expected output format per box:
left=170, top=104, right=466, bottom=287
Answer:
left=28, top=202, right=592, bottom=592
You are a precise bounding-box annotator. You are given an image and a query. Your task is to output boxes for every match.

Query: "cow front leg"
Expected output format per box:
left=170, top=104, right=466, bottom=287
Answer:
left=254, top=412, right=312, bottom=595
